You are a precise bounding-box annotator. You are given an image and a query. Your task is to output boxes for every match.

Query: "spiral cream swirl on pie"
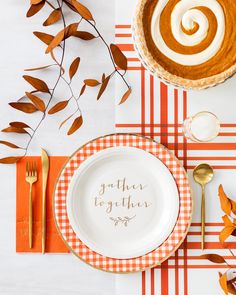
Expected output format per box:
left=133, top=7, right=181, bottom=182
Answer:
left=138, top=0, right=236, bottom=83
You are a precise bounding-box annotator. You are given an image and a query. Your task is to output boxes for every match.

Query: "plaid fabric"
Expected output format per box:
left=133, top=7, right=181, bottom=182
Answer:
left=54, top=134, right=192, bottom=273
left=114, top=2, right=236, bottom=293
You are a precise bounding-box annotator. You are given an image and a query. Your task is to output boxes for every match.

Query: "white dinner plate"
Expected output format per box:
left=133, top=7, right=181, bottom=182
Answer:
left=66, top=146, right=179, bottom=259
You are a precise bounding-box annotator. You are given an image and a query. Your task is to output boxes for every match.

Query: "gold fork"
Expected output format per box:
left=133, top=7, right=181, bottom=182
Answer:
left=26, top=161, right=37, bottom=249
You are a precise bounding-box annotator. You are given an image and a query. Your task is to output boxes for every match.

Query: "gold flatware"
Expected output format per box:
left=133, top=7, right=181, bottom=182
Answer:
left=41, top=149, right=49, bottom=254
left=26, top=161, right=37, bottom=249
left=193, top=163, right=214, bottom=250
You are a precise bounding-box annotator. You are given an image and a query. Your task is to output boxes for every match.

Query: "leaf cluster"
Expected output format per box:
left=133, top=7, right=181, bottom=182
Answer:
left=0, top=0, right=131, bottom=163
left=200, top=185, right=236, bottom=294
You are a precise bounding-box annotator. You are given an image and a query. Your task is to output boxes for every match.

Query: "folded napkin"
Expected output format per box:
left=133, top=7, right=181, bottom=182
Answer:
left=16, top=156, right=69, bottom=253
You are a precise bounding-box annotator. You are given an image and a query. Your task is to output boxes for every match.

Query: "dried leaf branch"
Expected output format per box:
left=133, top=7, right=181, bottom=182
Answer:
left=0, top=0, right=131, bottom=163
left=200, top=185, right=236, bottom=295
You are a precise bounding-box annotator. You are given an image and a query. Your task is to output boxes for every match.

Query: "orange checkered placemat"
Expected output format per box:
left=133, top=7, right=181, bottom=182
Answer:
left=54, top=134, right=192, bottom=273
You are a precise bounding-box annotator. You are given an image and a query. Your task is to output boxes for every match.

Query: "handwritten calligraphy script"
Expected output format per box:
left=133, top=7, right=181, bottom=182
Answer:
left=93, top=177, right=152, bottom=214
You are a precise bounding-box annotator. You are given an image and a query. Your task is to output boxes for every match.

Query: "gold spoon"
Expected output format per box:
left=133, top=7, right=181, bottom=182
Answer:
left=193, top=163, right=214, bottom=250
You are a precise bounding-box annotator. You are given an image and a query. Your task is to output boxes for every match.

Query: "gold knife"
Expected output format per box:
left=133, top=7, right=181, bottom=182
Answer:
left=41, top=149, right=49, bottom=254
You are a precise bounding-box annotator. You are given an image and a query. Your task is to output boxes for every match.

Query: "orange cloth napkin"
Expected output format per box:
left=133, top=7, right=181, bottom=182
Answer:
left=16, top=156, right=70, bottom=253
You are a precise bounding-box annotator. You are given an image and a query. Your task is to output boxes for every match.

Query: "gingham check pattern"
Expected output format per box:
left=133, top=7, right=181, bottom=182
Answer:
left=54, top=134, right=192, bottom=273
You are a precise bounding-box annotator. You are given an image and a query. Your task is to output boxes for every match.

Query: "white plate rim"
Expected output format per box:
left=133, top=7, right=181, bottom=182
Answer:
left=66, top=146, right=180, bottom=259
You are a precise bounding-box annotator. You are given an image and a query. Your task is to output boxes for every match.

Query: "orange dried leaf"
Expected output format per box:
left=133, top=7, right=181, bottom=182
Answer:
left=59, top=114, right=74, bottom=129
left=64, top=23, right=79, bottom=38
left=0, top=157, right=22, bottom=164
left=69, top=57, right=80, bottom=80
left=79, top=84, right=86, bottom=97
left=27, top=1, right=45, bottom=17
left=228, top=282, right=236, bottom=295
left=45, top=29, right=64, bottom=53
left=64, top=0, right=78, bottom=12
left=72, top=31, right=96, bottom=40
left=231, top=229, right=236, bottom=236
left=200, top=254, right=226, bottom=264
left=219, top=185, right=232, bottom=216
left=31, top=0, right=43, bottom=4
left=230, top=199, right=236, bottom=215
left=9, top=122, right=30, bottom=129
left=23, top=75, right=50, bottom=93
left=9, top=102, right=38, bottom=114
left=33, top=31, right=54, bottom=45
left=110, top=43, right=127, bottom=71
left=25, top=64, right=55, bottom=71
left=45, top=23, right=78, bottom=53
left=48, top=100, right=69, bottom=114
left=219, top=272, right=228, bottom=295
left=43, top=9, right=61, bottom=26
left=119, top=87, right=131, bottom=105
left=71, top=0, right=93, bottom=20
left=67, top=116, right=83, bottom=135
left=220, top=226, right=235, bottom=243
left=97, top=75, right=111, bottom=100
left=25, top=92, right=45, bottom=112
left=222, top=215, right=233, bottom=227
left=84, top=79, right=100, bottom=87
left=0, top=141, right=20, bottom=149
left=2, top=127, right=28, bottom=134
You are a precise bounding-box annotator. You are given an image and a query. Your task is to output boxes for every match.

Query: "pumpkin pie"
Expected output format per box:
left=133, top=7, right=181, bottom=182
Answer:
left=133, top=0, right=236, bottom=89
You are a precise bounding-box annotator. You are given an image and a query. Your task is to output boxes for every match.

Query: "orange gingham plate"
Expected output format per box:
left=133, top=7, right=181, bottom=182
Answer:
left=53, top=134, right=193, bottom=273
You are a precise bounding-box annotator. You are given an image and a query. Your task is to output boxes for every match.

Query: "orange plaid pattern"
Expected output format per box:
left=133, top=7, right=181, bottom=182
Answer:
left=115, top=20, right=236, bottom=293
left=54, top=134, right=192, bottom=273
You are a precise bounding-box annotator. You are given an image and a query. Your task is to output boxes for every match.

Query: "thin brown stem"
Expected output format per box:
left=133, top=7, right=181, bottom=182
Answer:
left=83, top=18, right=130, bottom=89
left=45, top=0, right=56, bottom=10
left=229, top=249, right=236, bottom=257
left=61, top=76, right=82, bottom=114
left=226, top=261, right=232, bottom=268
left=23, top=0, right=67, bottom=156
